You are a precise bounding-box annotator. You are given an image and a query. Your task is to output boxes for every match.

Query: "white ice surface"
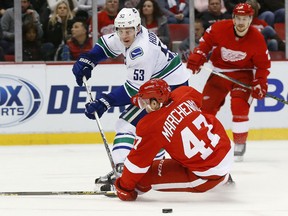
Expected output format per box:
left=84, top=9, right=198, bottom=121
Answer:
left=0, top=140, right=288, bottom=216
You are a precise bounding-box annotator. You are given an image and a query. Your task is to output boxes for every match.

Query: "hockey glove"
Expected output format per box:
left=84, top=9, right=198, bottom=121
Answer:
left=72, top=53, right=96, bottom=86
left=85, top=98, right=111, bottom=119
left=187, top=50, right=206, bottom=74
left=251, top=78, right=267, bottom=100
left=114, top=178, right=138, bottom=201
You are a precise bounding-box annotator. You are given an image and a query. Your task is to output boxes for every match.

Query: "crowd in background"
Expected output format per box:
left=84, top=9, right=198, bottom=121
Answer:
left=0, top=0, right=285, bottom=62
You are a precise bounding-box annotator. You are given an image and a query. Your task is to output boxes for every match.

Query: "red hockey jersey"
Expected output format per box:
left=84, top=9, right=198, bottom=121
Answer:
left=120, top=86, right=232, bottom=190
left=197, top=20, right=270, bottom=77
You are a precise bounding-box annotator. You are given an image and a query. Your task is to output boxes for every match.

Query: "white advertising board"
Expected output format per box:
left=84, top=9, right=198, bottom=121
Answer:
left=0, top=62, right=287, bottom=135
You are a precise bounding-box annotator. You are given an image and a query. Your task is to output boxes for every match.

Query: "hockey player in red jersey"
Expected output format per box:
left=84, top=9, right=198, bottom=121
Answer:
left=186, top=3, right=271, bottom=161
left=114, top=79, right=233, bottom=201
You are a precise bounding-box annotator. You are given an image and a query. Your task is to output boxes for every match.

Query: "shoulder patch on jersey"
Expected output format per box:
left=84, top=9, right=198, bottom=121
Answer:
left=130, top=47, right=144, bottom=60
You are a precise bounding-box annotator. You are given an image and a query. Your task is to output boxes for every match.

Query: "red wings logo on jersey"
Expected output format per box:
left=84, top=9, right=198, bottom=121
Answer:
left=221, top=47, right=247, bottom=62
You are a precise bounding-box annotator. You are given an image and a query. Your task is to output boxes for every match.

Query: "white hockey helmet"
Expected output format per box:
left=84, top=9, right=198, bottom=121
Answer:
left=114, top=8, right=141, bottom=31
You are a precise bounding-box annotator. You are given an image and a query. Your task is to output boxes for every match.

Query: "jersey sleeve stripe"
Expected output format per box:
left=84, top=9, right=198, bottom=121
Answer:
left=120, top=106, right=143, bottom=123
left=124, top=158, right=150, bottom=174
left=155, top=150, right=166, bottom=159
left=151, top=55, right=182, bottom=79
left=151, top=178, right=208, bottom=190
left=113, top=136, right=135, bottom=145
left=97, top=37, right=118, bottom=58
left=124, top=81, right=139, bottom=97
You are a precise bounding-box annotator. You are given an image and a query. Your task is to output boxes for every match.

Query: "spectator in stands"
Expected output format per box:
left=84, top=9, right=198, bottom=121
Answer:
left=0, top=0, right=43, bottom=55
left=247, top=0, right=285, bottom=51
left=23, top=23, right=54, bottom=61
left=194, top=0, right=227, bottom=16
left=47, top=0, right=78, bottom=15
left=43, top=0, right=74, bottom=58
left=197, top=0, right=232, bottom=30
left=0, top=0, right=13, bottom=20
left=61, top=19, right=92, bottom=61
left=137, top=0, right=170, bottom=47
left=77, top=0, right=93, bottom=17
left=257, top=0, right=284, bottom=27
left=89, top=0, right=119, bottom=37
left=157, top=0, right=189, bottom=24
left=22, top=22, right=42, bottom=61
left=178, top=19, right=205, bottom=62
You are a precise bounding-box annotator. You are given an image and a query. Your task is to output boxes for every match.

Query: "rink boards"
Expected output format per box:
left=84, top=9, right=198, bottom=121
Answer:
left=0, top=62, right=287, bottom=145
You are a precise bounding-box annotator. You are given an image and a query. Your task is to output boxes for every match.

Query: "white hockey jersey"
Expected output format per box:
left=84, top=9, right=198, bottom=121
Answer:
left=97, top=26, right=191, bottom=97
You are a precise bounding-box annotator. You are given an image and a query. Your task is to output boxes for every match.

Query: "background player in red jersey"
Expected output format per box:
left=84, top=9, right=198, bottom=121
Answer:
left=114, top=79, right=233, bottom=201
left=186, top=3, right=271, bottom=161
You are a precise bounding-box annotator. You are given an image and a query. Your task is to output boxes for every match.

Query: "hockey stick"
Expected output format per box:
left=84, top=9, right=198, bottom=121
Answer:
left=201, top=66, right=288, bottom=105
left=82, top=77, right=118, bottom=177
left=0, top=190, right=116, bottom=196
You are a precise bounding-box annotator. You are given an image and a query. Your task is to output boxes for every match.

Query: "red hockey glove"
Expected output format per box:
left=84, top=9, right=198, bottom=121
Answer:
left=186, top=50, right=206, bottom=74
left=251, top=78, right=267, bottom=99
left=115, top=178, right=138, bottom=201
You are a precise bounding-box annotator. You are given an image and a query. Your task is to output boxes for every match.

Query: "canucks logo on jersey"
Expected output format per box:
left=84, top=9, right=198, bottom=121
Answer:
left=130, top=47, right=143, bottom=60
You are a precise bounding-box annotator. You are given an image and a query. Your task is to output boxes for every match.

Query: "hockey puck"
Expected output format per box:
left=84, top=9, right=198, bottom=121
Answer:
left=162, top=208, right=173, bottom=213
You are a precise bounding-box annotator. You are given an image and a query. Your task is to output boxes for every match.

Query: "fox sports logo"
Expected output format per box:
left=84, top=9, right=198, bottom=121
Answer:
left=0, top=75, right=43, bottom=127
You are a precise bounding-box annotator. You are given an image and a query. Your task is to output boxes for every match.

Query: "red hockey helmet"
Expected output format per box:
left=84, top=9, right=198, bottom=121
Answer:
left=131, top=79, right=171, bottom=109
left=233, top=3, right=254, bottom=16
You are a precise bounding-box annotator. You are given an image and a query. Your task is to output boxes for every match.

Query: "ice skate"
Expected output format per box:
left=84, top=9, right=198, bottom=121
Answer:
left=234, top=143, right=246, bottom=162
left=95, top=170, right=115, bottom=185
left=94, top=164, right=123, bottom=192
left=94, top=170, right=115, bottom=192
left=100, top=182, right=116, bottom=192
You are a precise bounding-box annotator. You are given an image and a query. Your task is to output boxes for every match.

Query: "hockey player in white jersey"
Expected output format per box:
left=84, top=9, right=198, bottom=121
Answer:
left=72, top=8, right=191, bottom=190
